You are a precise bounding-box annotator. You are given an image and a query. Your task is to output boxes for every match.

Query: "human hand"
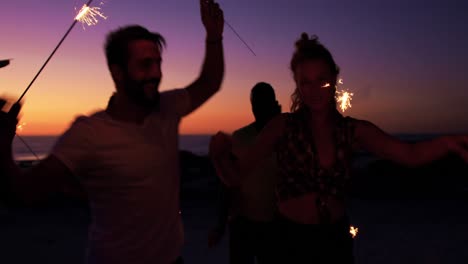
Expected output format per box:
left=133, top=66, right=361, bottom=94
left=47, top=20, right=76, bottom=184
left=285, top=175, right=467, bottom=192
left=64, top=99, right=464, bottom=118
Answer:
left=200, top=0, right=224, bottom=41
left=209, top=132, right=241, bottom=186
left=0, top=99, right=21, bottom=156
left=209, top=131, right=232, bottom=159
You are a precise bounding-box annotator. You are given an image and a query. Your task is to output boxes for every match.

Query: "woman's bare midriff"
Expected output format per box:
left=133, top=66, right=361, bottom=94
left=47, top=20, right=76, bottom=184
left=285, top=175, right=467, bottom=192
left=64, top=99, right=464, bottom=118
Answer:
left=278, top=192, right=346, bottom=224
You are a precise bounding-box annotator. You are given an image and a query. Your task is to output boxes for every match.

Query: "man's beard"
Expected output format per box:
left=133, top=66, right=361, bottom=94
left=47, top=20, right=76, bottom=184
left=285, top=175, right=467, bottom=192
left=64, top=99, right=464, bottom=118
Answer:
left=123, top=77, right=161, bottom=109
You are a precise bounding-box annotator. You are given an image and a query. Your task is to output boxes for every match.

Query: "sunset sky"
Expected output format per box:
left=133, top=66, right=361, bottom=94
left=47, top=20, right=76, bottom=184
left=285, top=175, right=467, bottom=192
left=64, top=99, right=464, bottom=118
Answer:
left=1, top=0, right=467, bottom=135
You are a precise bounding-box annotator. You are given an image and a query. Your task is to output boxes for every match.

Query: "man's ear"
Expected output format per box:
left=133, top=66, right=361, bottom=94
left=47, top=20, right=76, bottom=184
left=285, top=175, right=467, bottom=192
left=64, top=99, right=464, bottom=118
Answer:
left=110, top=64, right=124, bottom=83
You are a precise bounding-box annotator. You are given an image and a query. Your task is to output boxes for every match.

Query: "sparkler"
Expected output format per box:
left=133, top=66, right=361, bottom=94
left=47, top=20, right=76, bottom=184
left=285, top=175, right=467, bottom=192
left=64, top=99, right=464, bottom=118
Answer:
left=336, top=90, right=354, bottom=112
left=16, top=122, right=27, bottom=132
left=350, top=225, right=360, bottom=263
left=13, top=0, right=106, bottom=161
left=335, top=79, right=354, bottom=112
left=224, top=19, right=256, bottom=56
left=349, top=225, right=359, bottom=239
left=323, top=79, right=354, bottom=113
left=75, top=1, right=107, bottom=28
left=15, top=122, right=40, bottom=161
left=16, top=0, right=107, bottom=104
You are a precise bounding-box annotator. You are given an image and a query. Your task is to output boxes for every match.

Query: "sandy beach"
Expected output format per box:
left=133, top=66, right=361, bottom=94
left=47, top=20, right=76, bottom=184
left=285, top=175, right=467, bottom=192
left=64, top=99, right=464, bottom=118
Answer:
left=1, top=197, right=468, bottom=264
left=1, top=153, right=467, bottom=264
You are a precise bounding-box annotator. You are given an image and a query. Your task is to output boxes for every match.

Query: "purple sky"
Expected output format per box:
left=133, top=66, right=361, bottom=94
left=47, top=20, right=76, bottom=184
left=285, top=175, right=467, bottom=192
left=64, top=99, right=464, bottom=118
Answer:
left=1, top=0, right=467, bottom=135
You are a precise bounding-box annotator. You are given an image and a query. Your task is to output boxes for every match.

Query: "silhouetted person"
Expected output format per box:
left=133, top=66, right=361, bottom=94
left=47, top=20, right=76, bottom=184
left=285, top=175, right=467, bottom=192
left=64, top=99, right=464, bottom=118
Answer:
left=210, top=33, right=468, bottom=263
left=0, top=1, right=225, bottom=263
left=208, top=82, right=281, bottom=264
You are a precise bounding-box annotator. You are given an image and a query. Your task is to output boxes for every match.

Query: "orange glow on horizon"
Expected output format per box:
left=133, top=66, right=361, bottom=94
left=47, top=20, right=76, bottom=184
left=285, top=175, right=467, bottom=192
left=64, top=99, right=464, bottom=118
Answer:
left=2, top=48, right=466, bottom=136
left=19, top=109, right=255, bottom=136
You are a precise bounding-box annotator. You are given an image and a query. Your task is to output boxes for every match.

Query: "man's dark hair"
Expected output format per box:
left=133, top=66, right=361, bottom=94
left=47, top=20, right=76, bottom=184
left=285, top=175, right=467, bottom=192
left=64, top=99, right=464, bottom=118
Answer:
left=104, top=25, right=166, bottom=70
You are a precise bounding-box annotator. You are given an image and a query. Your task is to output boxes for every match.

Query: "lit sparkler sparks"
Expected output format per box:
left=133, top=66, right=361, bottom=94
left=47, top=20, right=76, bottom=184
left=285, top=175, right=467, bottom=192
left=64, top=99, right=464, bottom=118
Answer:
left=75, top=2, right=107, bottom=27
left=349, top=225, right=359, bottom=239
left=15, top=123, right=41, bottom=161
left=330, top=79, right=354, bottom=113
left=336, top=90, right=354, bottom=112
left=16, top=0, right=108, bottom=104
left=14, top=0, right=108, bottom=161
left=321, top=79, right=354, bottom=112
left=16, top=122, right=27, bottom=132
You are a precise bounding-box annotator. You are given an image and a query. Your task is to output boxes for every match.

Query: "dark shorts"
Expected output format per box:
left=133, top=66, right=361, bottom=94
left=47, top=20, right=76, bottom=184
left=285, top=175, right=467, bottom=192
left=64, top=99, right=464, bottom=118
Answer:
left=229, top=215, right=281, bottom=264
left=171, top=256, right=183, bottom=264
left=277, top=214, right=355, bottom=264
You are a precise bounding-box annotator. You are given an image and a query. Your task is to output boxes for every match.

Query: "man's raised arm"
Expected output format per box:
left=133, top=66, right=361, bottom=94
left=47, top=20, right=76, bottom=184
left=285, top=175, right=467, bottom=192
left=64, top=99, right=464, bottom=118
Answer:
left=184, top=0, right=225, bottom=115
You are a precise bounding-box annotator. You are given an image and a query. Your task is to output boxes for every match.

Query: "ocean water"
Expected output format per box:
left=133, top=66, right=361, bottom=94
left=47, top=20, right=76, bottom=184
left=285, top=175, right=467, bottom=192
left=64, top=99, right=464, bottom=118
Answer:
left=12, top=135, right=212, bottom=161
